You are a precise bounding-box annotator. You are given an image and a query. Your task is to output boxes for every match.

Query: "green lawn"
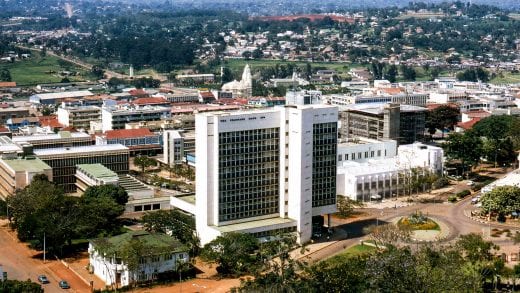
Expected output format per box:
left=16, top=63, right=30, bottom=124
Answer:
left=0, top=55, right=89, bottom=86
left=490, top=72, right=520, bottom=84
left=340, top=243, right=377, bottom=257
left=220, top=59, right=362, bottom=74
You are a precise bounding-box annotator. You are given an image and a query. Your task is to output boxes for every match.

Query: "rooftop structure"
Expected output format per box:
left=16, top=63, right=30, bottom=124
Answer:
left=29, top=90, right=94, bottom=105
left=0, top=155, right=53, bottom=198
left=12, top=131, right=92, bottom=149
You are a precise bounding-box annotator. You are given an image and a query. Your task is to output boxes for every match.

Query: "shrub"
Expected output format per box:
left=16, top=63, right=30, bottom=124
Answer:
left=456, top=189, right=471, bottom=198
left=448, top=195, right=457, bottom=203
left=432, top=177, right=449, bottom=189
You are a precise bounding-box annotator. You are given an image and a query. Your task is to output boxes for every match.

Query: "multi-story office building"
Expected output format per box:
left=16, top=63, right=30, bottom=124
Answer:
left=57, top=105, right=102, bottom=130
left=194, top=105, right=338, bottom=245
left=34, top=144, right=129, bottom=193
left=12, top=131, right=93, bottom=149
left=96, top=128, right=161, bottom=156
left=285, top=90, right=322, bottom=105
left=0, top=151, right=53, bottom=199
left=339, top=103, right=426, bottom=145
left=101, top=102, right=172, bottom=131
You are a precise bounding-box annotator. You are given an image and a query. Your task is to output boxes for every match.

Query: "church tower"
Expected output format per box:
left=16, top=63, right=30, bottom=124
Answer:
left=241, top=64, right=252, bottom=98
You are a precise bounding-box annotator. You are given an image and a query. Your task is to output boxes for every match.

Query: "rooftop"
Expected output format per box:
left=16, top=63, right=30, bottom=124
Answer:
left=12, top=131, right=91, bottom=143
left=213, top=217, right=296, bottom=233
left=77, top=164, right=118, bottom=181
left=1, top=156, right=51, bottom=173
left=90, top=231, right=188, bottom=256
left=34, top=144, right=128, bottom=156
left=103, top=128, right=157, bottom=140
left=31, top=90, right=94, bottom=101
left=340, top=103, right=427, bottom=114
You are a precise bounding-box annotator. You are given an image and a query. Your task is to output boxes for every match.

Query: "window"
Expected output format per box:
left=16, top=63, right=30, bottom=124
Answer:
left=377, top=150, right=381, bottom=157
left=370, top=151, right=374, bottom=157
left=352, top=153, right=355, bottom=160
left=134, top=205, right=143, bottom=212
left=345, top=154, right=349, bottom=160
left=338, top=155, right=342, bottom=161
left=365, top=152, right=368, bottom=158
left=152, top=204, right=160, bottom=210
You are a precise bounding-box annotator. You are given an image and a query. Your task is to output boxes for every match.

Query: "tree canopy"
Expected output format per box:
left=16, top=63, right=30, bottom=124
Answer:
left=480, top=185, right=520, bottom=218
left=443, top=131, right=482, bottom=176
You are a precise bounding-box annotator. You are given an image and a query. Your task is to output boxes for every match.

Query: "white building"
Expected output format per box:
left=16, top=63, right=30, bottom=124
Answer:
left=337, top=138, right=397, bottom=164
left=89, top=231, right=189, bottom=287
left=221, top=65, right=252, bottom=98
left=163, top=130, right=184, bottom=165
left=101, top=101, right=172, bottom=132
left=57, top=105, right=101, bottom=130
left=192, top=105, right=338, bottom=245
left=337, top=142, right=443, bottom=201
left=285, top=90, right=322, bottom=105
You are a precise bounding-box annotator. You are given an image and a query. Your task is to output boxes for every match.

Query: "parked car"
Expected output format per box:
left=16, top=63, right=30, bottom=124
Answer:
left=59, top=280, right=70, bottom=289
left=467, top=180, right=475, bottom=186
left=38, top=275, right=49, bottom=284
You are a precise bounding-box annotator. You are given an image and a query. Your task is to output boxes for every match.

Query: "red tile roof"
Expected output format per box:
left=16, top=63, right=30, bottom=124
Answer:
left=0, top=82, right=16, bottom=88
left=39, top=116, right=63, bottom=129
left=104, top=128, right=156, bottom=139
left=128, top=89, right=149, bottom=97
left=133, top=97, right=169, bottom=106
left=457, top=117, right=481, bottom=130
left=199, top=91, right=215, bottom=99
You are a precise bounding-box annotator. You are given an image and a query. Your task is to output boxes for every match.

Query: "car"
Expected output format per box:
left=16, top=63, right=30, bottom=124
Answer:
left=467, top=180, right=475, bottom=186
left=59, top=280, right=70, bottom=289
left=38, top=275, right=49, bottom=284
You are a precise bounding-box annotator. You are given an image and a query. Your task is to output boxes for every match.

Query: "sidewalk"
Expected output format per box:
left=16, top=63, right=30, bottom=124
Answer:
left=64, top=254, right=106, bottom=291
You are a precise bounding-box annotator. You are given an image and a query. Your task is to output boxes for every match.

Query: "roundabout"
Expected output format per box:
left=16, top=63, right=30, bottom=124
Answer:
left=393, top=212, right=451, bottom=242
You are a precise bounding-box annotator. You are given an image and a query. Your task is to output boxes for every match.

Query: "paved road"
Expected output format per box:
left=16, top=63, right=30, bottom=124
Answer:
left=305, top=195, right=520, bottom=263
left=0, top=222, right=91, bottom=293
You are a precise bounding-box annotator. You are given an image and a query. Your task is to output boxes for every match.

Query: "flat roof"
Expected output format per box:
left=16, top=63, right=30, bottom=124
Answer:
left=32, top=90, right=94, bottom=100
left=1, top=156, right=51, bottom=172
left=339, top=103, right=427, bottom=114
left=12, top=131, right=91, bottom=142
left=176, top=195, right=195, bottom=204
left=34, top=144, right=128, bottom=156
left=213, top=217, right=296, bottom=233
left=77, top=164, right=118, bottom=180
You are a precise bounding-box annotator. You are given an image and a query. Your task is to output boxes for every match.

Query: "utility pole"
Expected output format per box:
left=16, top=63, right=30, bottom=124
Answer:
left=43, top=232, right=46, bottom=263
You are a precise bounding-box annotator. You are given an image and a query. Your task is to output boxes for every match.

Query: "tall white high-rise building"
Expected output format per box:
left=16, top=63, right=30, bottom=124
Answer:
left=195, top=105, right=338, bottom=245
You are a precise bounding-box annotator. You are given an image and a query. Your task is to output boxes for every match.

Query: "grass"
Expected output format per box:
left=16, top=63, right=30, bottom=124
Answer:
left=340, top=244, right=377, bottom=257
left=0, top=55, right=89, bottom=86
left=490, top=72, right=520, bottom=84
left=219, top=59, right=363, bottom=75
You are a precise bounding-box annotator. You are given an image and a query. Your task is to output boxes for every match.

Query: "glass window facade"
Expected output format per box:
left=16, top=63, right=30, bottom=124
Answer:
left=312, top=122, right=337, bottom=207
left=218, top=128, right=280, bottom=222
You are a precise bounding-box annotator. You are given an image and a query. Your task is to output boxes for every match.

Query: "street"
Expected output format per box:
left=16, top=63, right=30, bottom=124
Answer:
left=0, top=221, right=91, bottom=293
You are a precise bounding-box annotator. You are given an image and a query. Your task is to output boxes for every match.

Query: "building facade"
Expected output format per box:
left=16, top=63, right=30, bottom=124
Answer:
left=195, top=105, right=338, bottom=245
left=12, top=131, right=93, bottom=149
left=34, top=144, right=130, bottom=193
left=0, top=153, right=53, bottom=199
left=101, top=102, right=172, bottom=132
left=339, top=103, right=426, bottom=145
left=57, top=105, right=101, bottom=130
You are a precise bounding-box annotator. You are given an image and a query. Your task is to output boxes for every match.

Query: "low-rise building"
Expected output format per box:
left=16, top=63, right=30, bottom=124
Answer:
left=337, top=138, right=397, bottom=164
left=29, top=90, right=94, bottom=105
left=0, top=152, right=53, bottom=199
left=101, top=102, right=172, bottom=132
left=96, top=128, right=161, bottom=156
left=12, top=131, right=93, bottom=149
left=88, top=231, right=189, bottom=287
left=57, top=105, right=102, bottom=130
left=5, top=117, right=40, bottom=131
left=34, top=144, right=129, bottom=193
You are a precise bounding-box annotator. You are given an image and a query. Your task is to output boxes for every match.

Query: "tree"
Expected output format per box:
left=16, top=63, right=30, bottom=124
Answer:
left=456, top=233, right=498, bottom=263
left=90, top=65, right=105, bottom=79
left=221, top=67, right=234, bottom=84
left=7, top=176, right=80, bottom=254
left=142, top=209, right=199, bottom=255
left=336, top=195, right=363, bottom=218
left=0, top=279, right=43, bottom=293
left=0, top=69, right=11, bottom=82
left=443, top=131, right=482, bottom=177
left=363, top=223, right=411, bottom=248
left=473, top=115, right=517, bottom=167
left=83, top=185, right=128, bottom=206
left=385, top=64, right=398, bottom=83
left=200, top=232, right=259, bottom=276
left=134, top=155, right=156, bottom=173
left=480, top=186, right=520, bottom=219
left=426, top=105, right=460, bottom=137
left=400, top=64, right=416, bottom=81
left=238, top=234, right=309, bottom=292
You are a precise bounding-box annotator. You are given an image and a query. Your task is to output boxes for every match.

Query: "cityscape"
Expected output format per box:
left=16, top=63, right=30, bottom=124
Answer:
left=3, top=0, right=520, bottom=292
